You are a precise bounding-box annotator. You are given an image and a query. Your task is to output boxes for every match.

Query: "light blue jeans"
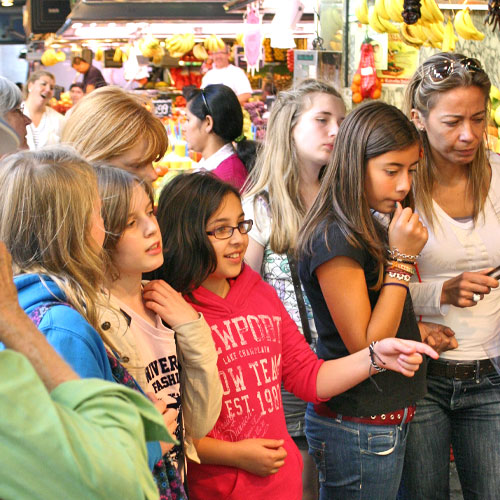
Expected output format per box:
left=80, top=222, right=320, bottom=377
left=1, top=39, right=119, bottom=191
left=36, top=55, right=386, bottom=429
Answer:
left=305, top=403, right=410, bottom=500
left=398, top=372, right=500, bottom=500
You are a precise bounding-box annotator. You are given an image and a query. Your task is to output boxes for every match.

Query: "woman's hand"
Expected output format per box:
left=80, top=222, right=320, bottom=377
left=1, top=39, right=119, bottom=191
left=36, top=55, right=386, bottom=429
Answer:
left=418, top=321, right=458, bottom=354
left=143, top=280, right=199, bottom=326
left=388, top=202, right=428, bottom=257
left=233, top=438, right=287, bottom=477
left=147, top=392, right=178, bottom=455
left=374, top=338, right=438, bottom=377
left=441, top=269, right=499, bottom=307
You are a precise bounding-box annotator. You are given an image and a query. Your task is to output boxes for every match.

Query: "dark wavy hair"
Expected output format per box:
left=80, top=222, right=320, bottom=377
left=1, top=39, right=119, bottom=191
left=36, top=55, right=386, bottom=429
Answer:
left=154, top=171, right=240, bottom=296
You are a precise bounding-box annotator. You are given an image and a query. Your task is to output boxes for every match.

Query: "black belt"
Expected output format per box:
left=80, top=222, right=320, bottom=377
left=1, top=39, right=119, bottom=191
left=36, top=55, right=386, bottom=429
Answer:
left=427, top=358, right=496, bottom=381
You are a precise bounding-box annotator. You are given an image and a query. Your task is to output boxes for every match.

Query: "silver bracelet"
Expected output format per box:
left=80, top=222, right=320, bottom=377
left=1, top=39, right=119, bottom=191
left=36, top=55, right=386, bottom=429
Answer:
left=387, top=247, right=420, bottom=262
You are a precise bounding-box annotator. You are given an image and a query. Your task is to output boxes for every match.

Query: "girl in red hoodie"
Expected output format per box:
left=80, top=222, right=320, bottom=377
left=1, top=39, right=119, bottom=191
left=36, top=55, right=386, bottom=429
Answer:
left=145, top=172, right=437, bottom=500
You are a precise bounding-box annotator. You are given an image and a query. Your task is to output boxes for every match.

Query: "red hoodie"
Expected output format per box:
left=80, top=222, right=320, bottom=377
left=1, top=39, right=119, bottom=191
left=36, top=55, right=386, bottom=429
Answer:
left=186, top=265, right=324, bottom=500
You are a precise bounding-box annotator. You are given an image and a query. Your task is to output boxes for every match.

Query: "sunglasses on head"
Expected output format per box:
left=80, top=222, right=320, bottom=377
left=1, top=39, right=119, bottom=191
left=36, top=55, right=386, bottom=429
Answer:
left=426, top=57, right=484, bottom=83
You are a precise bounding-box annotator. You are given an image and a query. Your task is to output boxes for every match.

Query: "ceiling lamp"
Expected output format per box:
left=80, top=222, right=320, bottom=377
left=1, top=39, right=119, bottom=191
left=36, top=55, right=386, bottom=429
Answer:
left=1, top=0, right=15, bottom=6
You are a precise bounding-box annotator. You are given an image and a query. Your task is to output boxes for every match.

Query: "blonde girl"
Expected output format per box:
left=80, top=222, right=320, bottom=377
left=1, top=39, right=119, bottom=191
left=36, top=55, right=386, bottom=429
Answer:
left=243, top=78, right=345, bottom=499
left=62, top=86, right=168, bottom=182
left=0, top=146, right=171, bottom=499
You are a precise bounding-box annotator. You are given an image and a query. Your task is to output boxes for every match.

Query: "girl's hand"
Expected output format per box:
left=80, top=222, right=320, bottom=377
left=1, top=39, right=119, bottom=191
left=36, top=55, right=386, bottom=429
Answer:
left=374, top=338, right=438, bottom=377
left=143, top=280, right=199, bottom=326
left=418, top=321, right=458, bottom=354
left=147, top=392, right=178, bottom=455
left=234, top=438, right=287, bottom=477
left=441, top=269, right=499, bottom=308
left=388, top=202, right=428, bottom=256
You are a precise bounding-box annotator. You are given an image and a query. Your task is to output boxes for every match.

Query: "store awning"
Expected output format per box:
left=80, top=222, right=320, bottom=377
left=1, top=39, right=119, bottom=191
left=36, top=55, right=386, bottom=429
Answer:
left=56, top=0, right=314, bottom=40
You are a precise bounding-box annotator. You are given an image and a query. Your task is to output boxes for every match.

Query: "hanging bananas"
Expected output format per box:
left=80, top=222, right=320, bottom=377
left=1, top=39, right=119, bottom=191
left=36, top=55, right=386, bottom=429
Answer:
left=454, top=7, right=485, bottom=40
left=203, top=34, right=226, bottom=52
left=193, top=43, right=208, bottom=60
left=165, top=33, right=195, bottom=58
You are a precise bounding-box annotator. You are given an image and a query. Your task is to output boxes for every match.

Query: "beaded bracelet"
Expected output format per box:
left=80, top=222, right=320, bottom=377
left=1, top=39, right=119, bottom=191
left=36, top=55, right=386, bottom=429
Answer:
left=386, top=262, right=416, bottom=275
left=387, top=270, right=411, bottom=282
left=369, top=341, right=387, bottom=373
left=382, top=282, right=409, bottom=292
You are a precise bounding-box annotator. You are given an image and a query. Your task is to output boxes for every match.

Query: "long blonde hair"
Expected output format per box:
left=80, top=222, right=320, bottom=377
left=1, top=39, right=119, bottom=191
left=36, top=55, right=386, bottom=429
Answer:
left=244, top=79, right=343, bottom=254
left=62, top=86, right=168, bottom=164
left=0, top=146, right=105, bottom=332
left=403, top=52, right=491, bottom=228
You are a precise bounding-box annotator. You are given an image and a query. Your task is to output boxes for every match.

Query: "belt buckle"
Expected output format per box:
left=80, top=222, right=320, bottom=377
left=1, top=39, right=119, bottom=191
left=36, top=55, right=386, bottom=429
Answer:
left=453, top=361, right=474, bottom=379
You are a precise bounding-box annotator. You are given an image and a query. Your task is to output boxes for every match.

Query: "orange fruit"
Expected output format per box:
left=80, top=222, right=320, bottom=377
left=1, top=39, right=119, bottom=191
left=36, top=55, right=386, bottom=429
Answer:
left=353, top=73, right=362, bottom=85
left=352, top=92, right=363, bottom=104
left=371, top=89, right=381, bottom=99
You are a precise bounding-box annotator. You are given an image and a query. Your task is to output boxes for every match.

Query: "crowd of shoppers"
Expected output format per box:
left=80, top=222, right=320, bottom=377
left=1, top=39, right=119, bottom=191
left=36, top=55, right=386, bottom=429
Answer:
left=0, top=51, right=499, bottom=500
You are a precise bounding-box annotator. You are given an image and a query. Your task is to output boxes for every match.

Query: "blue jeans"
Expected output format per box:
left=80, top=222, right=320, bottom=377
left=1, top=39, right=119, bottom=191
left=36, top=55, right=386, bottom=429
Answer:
left=398, top=373, right=500, bottom=500
left=305, top=403, right=410, bottom=500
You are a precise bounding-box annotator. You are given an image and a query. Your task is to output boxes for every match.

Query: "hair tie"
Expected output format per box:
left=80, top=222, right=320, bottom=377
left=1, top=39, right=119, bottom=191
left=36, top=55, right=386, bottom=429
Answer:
left=234, top=134, right=246, bottom=143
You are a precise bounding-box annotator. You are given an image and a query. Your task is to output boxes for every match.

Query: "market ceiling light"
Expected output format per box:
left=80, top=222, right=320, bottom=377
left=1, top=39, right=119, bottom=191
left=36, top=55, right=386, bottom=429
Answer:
left=1, top=0, right=15, bottom=6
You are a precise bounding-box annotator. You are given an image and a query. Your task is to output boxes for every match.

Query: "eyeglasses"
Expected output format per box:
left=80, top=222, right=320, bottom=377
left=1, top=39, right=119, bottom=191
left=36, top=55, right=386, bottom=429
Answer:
left=200, top=89, right=212, bottom=117
left=206, top=219, right=253, bottom=240
left=426, top=57, right=484, bottom=83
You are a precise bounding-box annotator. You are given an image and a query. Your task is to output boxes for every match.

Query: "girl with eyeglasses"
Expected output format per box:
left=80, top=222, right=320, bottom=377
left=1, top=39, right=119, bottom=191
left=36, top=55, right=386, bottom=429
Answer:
left=243, top=78, right=346, bottom=500
left=183, top=84, right=256, bottom=190
left=151, top=170, right=438, bottom=500
left=399, top=53, right=500, bottom=499
left=93, top=165, right=222, bottom=495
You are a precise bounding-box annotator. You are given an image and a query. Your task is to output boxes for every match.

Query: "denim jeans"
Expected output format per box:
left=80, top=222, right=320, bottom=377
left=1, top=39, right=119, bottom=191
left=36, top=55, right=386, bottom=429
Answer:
left=305, top=403, right=410, bottom=500
left=398, top=372, right=500, bottom=500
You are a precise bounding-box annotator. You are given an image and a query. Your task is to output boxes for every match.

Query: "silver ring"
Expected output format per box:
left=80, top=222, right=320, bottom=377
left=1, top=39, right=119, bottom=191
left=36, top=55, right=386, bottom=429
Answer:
left=472, top=293, right=480, bottom=302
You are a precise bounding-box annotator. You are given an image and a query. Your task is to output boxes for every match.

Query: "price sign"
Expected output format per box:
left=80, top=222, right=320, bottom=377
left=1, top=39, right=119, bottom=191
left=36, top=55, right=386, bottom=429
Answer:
left=153, top=99, right=172, bottom=118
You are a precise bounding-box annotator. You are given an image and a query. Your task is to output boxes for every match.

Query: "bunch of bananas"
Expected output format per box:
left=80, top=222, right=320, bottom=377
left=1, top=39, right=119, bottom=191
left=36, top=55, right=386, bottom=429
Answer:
left=236, top=33, right=245, bottom=46
left=139, top=36, right=163, bottom=59
left=400, top=20, right=446, bottom=48
left=368, top=4, right=399, bottom=33
left=41, top=49, right=65, bottom=66
left=166, top=34, right=195, bottom=58
left=203, top=34, right=225, bottom=52
left=454, top=7, right=485, bottom=40
left=193, top=43, right=208, bottom=60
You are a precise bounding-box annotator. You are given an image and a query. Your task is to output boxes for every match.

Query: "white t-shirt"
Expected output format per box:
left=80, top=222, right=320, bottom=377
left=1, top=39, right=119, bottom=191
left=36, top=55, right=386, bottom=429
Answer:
left=112, top=296, right=183, bottom=465
left=24, top=106, right=65, bottom=151
left=201, top=64, right=252, bottom=97
left=242, top=193, right=317, bottom=342
left=410, top=152, right=500, bottom=360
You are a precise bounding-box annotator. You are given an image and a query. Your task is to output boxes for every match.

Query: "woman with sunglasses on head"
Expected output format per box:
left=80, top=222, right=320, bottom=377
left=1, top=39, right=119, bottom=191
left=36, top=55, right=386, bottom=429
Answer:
left=399, top=52, right=500, bottom=500
left=184, top=84, right=252, bottom=190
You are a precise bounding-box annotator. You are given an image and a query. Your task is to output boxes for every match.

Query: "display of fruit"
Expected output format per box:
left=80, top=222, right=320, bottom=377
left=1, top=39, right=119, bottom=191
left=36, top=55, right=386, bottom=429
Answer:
left=272, top=47, right=287, bottom=62
left=454, top=7, right=485, bottom=40
left=203, top=34, right=225, bottom=52
left=263, top=38, right=274, bottom=63
left=50, top=91, right=72, bottom=114
left=139, top=36, right=162, bottom=58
